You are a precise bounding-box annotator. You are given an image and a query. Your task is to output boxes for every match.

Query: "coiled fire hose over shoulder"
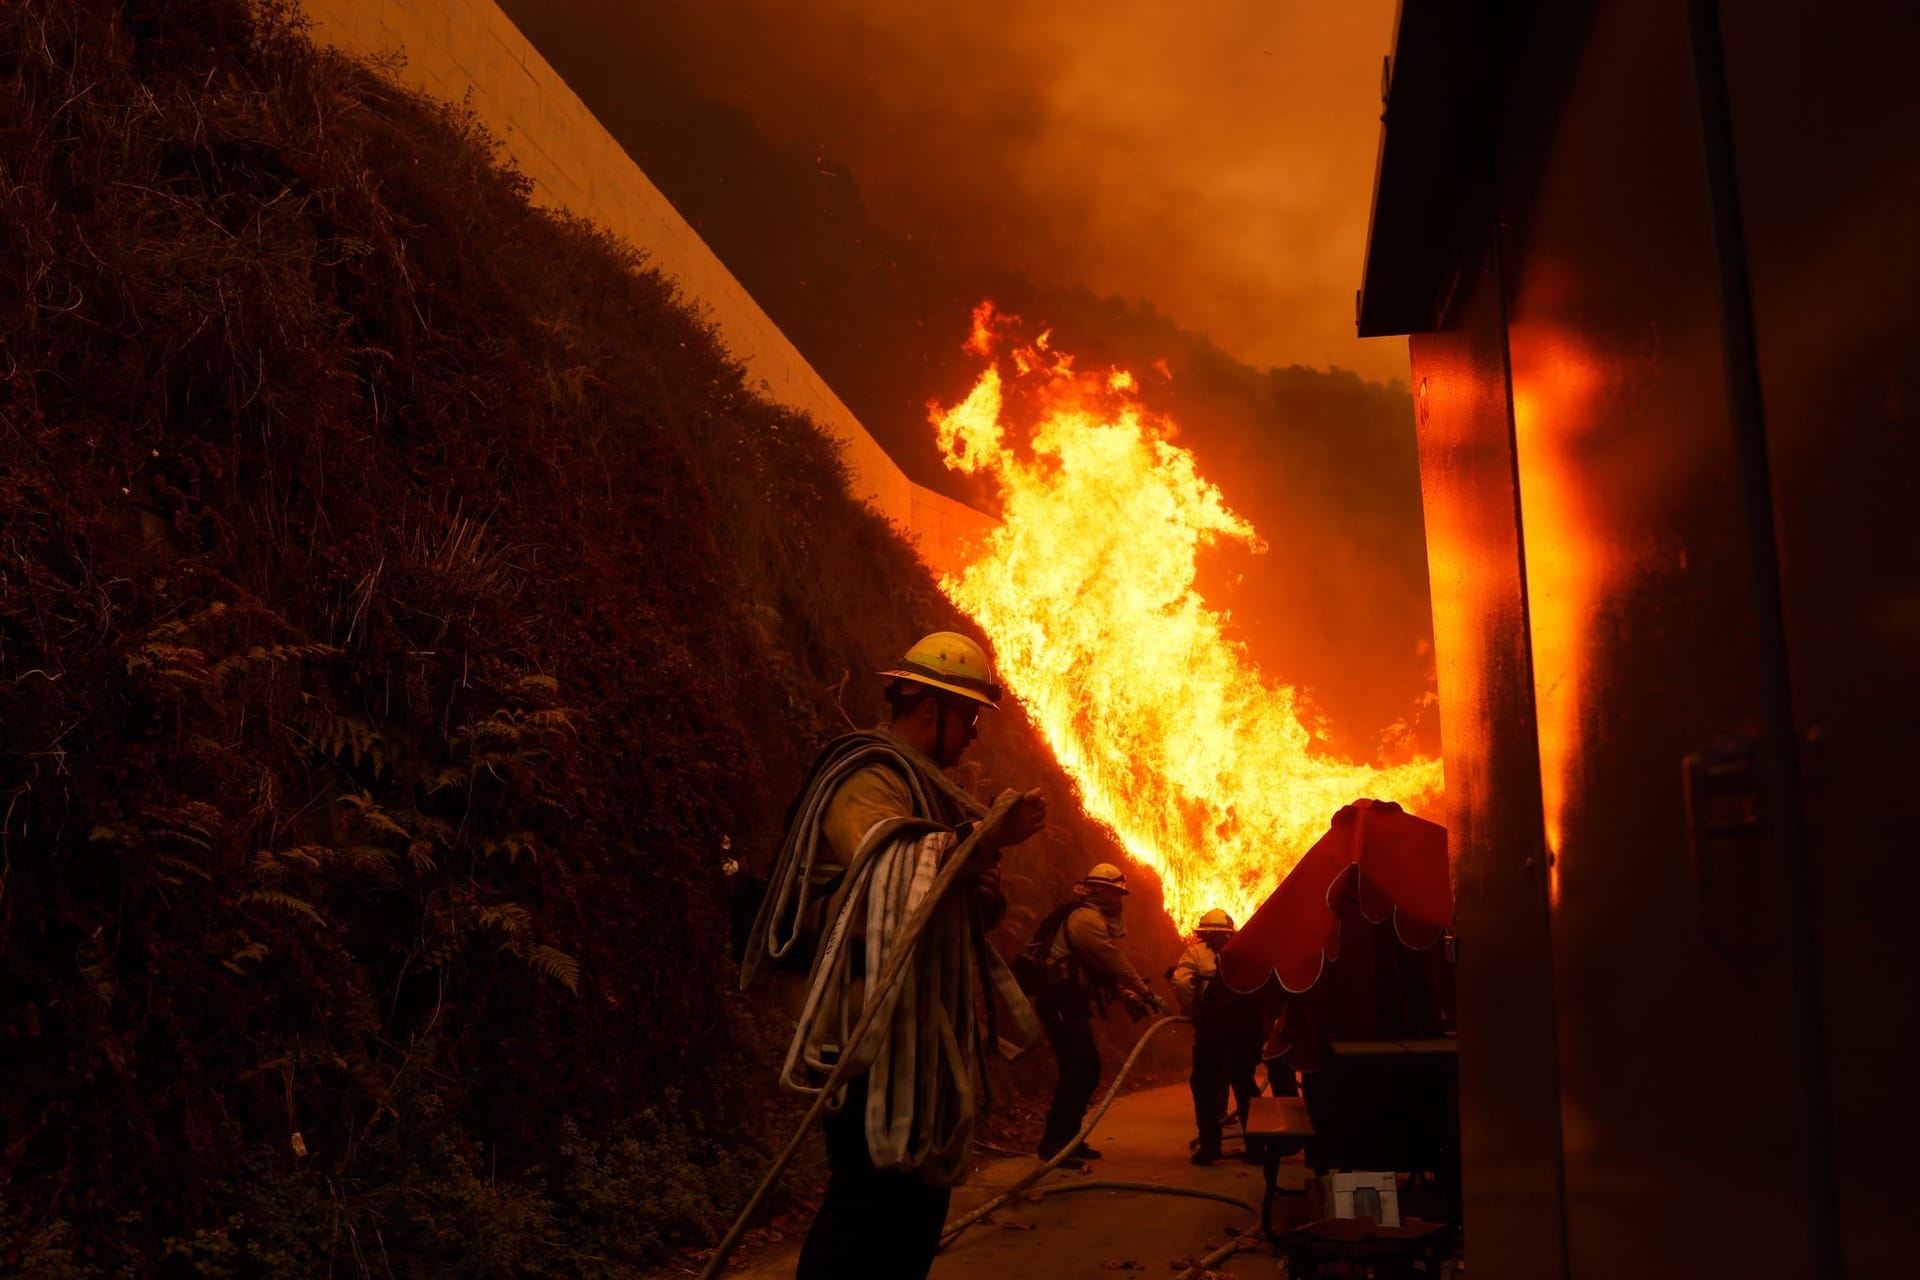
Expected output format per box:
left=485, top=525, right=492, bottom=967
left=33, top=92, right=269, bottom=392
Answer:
left=698, top=793, right=1022, bottom=1280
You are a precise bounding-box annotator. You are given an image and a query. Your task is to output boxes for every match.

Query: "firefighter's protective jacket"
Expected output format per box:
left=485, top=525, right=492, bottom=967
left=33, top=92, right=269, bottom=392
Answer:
left=1046, top=904, right=1152, bottom=1003
left=1170, top=938, right=1222, bottom=1016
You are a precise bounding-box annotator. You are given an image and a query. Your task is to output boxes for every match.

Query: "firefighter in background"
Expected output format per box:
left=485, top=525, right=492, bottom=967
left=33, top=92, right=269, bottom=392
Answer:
left=1026, top=863, right=1166, bottom=1162
left=1172, top=908, right=1264, bottom=1165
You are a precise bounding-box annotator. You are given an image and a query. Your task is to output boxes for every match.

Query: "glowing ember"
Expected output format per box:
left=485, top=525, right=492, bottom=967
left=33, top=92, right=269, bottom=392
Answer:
left=931, top=303, right=1444, bottom=928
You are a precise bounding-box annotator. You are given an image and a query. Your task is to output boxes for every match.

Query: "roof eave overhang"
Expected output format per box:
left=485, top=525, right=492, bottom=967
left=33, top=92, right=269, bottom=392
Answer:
left=1356, top=0, right=1509, bottom=338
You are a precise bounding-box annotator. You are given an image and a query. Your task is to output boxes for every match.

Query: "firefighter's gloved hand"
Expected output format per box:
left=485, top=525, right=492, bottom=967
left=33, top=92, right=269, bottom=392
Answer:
left=989, top=788, right=1049, bottom=850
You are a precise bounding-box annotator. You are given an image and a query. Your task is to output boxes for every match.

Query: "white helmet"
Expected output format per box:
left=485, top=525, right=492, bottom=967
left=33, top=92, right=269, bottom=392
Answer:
left=1079, top=863, right=1129, bottom=896
left=1196, top=908, right=1235, bottom=934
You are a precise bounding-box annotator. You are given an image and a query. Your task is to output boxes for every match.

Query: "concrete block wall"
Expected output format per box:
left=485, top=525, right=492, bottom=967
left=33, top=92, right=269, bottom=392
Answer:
left=297, top=0, right=992, bottom=576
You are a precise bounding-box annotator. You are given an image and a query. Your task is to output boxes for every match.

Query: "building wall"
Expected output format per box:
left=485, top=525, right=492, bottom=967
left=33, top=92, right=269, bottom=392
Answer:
left=1410, top=230, right=1567, bottom=1279
left=296, top=0, right=993, bottom=577
left=1378, top=2, right=1919, bottom=1274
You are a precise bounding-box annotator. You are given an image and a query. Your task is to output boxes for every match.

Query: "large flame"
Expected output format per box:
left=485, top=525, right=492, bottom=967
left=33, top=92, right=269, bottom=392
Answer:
left=932, top=304, right=1444, bottom=929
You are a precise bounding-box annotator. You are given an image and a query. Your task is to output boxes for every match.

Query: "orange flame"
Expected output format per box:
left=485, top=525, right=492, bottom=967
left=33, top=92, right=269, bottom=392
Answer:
left=1507, top=329, right=1612, bottom=906
left=931, top=306, right=1444, bottom=928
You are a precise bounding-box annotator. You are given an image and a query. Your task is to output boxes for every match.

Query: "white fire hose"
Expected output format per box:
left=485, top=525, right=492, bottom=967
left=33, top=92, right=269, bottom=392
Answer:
left=937, top=1010, right=1261, bottom=1274
left=938, top=1011, right=1225, bottom=1245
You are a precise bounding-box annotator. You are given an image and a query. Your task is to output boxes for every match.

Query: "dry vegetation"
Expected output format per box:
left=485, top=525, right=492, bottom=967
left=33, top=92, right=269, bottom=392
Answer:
left=0, top=1, right=1174, bottom=1274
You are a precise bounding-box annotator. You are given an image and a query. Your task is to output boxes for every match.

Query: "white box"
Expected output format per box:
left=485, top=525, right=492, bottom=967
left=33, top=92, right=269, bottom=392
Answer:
left=1314, top=1171, right=1401, bottom=1226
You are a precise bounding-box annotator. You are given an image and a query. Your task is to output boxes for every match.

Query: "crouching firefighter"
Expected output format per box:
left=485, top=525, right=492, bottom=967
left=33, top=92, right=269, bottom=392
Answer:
left=738, top=631, right=1048, bottom=1280
left=1172, top=908, right=1264, bottom=1164
left=1019, top=863, right=1167, bottom=1163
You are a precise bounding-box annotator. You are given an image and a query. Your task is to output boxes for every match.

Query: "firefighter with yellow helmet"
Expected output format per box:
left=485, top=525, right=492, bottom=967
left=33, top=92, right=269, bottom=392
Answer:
left=742, top=631, right=1048, bottom=1280
left=1171, top=907, right=1262, bottom=1164
left=1018, top=861, right=1167, bottom=1162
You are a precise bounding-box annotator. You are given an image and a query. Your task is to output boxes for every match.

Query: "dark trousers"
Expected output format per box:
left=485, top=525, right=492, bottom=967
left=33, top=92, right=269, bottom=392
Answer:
left=1190, top=991, right=1270, bottom=1146
left=1037, top=987, right=1101, bottom=1152
left=796, top=1077, right=952, bottom=1280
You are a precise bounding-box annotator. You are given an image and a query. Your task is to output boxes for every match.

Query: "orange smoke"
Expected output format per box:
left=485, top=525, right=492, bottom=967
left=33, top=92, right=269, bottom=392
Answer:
left=933, top=305, right=1443, bottom=928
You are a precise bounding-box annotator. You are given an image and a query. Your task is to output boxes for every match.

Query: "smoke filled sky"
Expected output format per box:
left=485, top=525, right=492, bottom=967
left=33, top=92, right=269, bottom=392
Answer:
left=513, top=0, right=1406, bottom=383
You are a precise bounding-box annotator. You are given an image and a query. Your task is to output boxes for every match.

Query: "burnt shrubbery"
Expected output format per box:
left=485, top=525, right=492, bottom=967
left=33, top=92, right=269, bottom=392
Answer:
left=0, top=0, right=1155, bottom=1272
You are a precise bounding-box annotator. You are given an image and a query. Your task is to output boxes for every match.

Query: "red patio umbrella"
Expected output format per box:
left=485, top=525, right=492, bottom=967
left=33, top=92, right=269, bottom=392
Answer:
left=1217, top=800, right=1456, bottom=1211
left=1217, top=798, right=1451, bottom=999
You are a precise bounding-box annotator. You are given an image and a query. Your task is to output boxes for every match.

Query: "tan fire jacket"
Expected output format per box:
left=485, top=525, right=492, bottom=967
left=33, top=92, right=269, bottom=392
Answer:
left=1170, top=939, right=1222, bottom=1015
left=1047, top=904, right=1151, bottom=1002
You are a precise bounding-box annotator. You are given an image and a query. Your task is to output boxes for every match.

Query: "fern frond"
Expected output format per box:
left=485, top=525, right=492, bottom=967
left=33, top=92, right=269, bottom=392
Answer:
left=148, top=603, right=231, bottom=641
left=148, top=819, right=214, bottom=849
left=144, top=644, right=213, bottom=669
left=222, top=941, right=271, bottom=974
left=213, top=642, right=340, bottom=677
left=294, top=697, right=387, bottom=772
left=481, top=831, right=539, bottom=864
left=239, top=891, right=329, bottom=927
left=471, top=707, right=577, bottom=736
left=361, top=809, right=413, bottom=841
left=527, top=944, right=580, bottom=995
left=342, top=844, right=398, bottom=875
left=152, top=854, right=213, bottom=883
left=125, top=643, right=215, bottom=683
left=476, top=904, right=532, bottom=935
left=255, top=845, right=334, bottom=875
left=337, top=793, right=413, bottom=840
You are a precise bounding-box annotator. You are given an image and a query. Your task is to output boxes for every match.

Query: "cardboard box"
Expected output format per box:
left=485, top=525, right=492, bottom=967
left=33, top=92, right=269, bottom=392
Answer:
left=1312, top=1170, right=1401, bottom=1226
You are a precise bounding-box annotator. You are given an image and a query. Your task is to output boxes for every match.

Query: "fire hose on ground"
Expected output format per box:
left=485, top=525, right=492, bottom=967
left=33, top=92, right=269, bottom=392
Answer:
left=974, top=1177, right=1255, bottom=1280
left=936, top=1011, right=1260, bottom=1247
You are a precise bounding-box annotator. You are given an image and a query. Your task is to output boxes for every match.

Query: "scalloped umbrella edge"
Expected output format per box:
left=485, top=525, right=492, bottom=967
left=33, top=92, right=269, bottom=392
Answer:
left=1216, top=797, right=1451, bottom=999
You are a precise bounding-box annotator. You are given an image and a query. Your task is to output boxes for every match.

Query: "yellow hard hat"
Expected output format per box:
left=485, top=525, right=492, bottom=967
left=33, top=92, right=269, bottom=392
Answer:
left=880, top=631, right=1003, bottom=708
left=1196, top=908, right=1236, bottom=933
left=1080, top=863, right=1129, bottom=896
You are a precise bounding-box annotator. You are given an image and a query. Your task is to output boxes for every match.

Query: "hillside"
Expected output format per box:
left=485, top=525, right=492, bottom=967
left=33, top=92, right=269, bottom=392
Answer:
left=0, top=2, right=1179, bottom=1273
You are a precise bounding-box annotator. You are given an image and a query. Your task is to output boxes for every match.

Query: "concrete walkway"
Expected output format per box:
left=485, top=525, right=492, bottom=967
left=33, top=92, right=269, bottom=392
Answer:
left=726, top=1083, right=1305, bottom=1277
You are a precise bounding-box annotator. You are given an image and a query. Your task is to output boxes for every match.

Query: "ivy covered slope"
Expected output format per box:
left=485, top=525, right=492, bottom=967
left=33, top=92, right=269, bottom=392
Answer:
left=0, top=1, right=1154, bottom=1273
